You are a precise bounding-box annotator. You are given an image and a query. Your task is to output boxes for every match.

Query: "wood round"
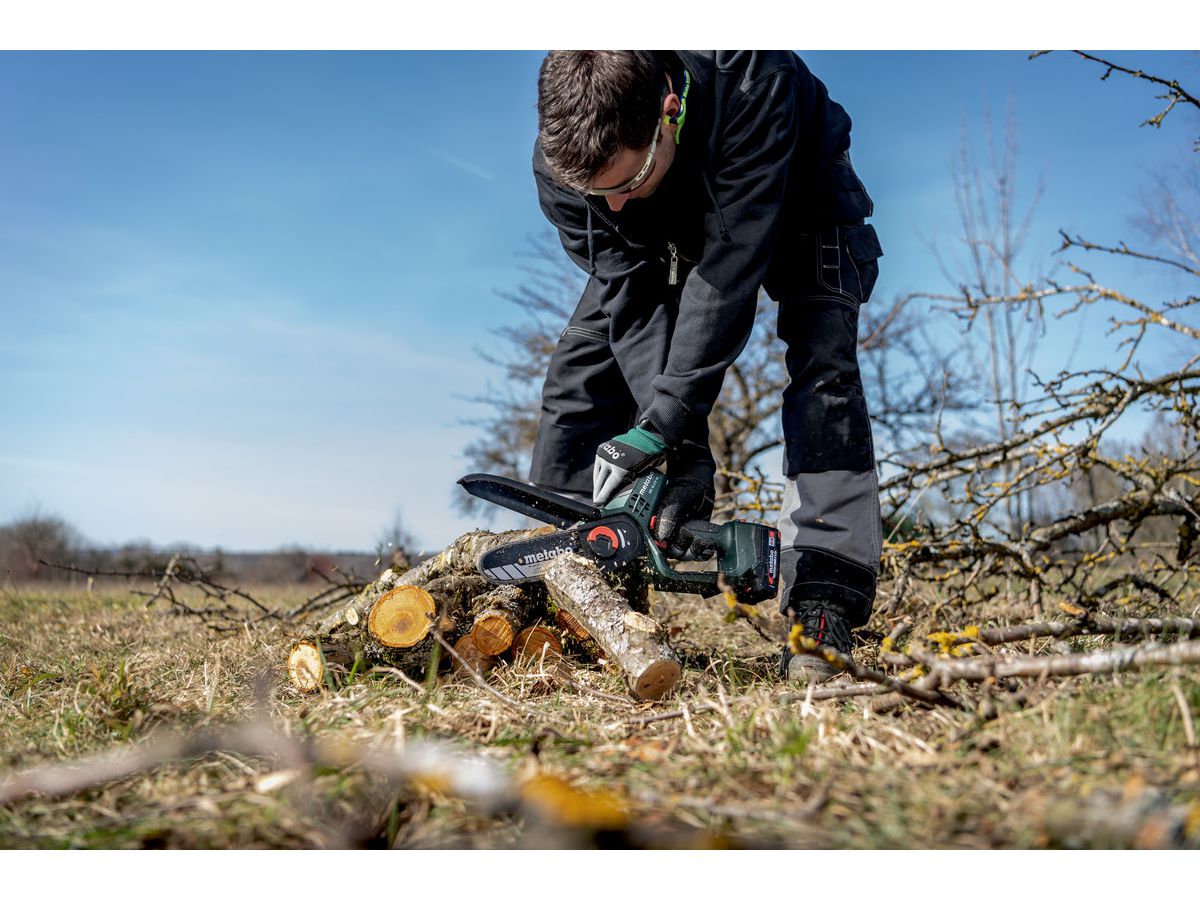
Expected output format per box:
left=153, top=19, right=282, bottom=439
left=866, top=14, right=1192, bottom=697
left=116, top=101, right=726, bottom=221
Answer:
left=512, top=625, right=563, bottom=663
left=287, top=641, right=323, bottom=692
left=367, top=585, right=437, bottom=648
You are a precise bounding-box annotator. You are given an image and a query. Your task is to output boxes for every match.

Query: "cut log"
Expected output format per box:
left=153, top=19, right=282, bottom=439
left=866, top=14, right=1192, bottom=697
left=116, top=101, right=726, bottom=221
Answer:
left=512, top=625, right=564, bottom=664
left=287, top=528, right=552, bottom=688
left=451, top=634, right=498, bottom=677
left=470, top=585, right=536, bottom=655
left=287, top=640, right=359, bottom=693
left=543, top=554, right=681, bottom=701
left=367, top=585, right=437, bottom=649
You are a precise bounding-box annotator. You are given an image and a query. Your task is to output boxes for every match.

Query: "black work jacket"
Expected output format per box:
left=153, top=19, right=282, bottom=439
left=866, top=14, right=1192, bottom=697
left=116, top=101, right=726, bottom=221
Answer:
left=533, top=50, right=878, bottom=449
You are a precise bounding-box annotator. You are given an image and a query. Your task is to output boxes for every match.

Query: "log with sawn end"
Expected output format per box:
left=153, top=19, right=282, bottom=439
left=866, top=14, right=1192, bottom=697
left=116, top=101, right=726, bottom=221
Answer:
left=287, top=584, right=450, bottom=691
left=543, top=553, right=680, bottom=701
left=470, top=584, right=538, bottom=655
left=287, top=640, right=359, bottom=692
left=512, top=625, right=564, bottom=664
left=451, top=633, right=498, bottom=677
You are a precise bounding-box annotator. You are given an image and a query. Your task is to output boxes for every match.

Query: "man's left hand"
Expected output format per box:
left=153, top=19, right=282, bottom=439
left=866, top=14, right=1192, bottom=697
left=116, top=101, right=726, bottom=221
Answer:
left=592, top=425, right=669, bottom=505
left=652, top=475, right=716, bottom=557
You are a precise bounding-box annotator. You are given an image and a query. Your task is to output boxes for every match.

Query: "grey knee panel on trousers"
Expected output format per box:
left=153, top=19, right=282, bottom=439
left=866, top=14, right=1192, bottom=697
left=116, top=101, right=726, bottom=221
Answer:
left=776, top=472, right=881, bottom=627
left=770, top=223, right=883, bottom=626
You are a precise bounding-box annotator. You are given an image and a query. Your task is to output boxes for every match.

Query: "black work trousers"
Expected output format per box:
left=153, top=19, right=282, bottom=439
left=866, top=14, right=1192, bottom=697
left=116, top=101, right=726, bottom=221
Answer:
left=529, top=222, right=883, bottom=627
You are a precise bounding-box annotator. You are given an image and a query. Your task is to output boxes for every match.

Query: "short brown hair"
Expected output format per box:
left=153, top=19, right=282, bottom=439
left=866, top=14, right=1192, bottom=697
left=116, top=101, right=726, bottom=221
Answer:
left=537, top=51, right=664, bottom=190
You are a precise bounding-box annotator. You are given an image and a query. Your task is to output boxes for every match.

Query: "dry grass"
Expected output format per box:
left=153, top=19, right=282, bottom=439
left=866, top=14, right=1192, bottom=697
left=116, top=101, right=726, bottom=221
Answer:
left=2, top=576, right=1200, bottom=849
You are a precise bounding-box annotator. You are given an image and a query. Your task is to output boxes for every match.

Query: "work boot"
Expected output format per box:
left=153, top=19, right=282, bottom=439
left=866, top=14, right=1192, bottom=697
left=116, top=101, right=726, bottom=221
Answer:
left=781, top=602, right=853, bottom=684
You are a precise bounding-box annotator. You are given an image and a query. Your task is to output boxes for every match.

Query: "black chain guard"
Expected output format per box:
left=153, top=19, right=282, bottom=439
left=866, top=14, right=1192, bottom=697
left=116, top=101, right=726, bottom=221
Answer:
left=477, top=515, right=645, bottom=585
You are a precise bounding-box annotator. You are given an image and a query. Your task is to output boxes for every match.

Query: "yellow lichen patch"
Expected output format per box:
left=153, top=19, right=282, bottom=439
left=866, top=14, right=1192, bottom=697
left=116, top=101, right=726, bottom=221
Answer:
left=926, top=625, right=981, bottom=657
left=724, top=590, right=759, bottom=619
left=787, top=623, right=819, bottom=656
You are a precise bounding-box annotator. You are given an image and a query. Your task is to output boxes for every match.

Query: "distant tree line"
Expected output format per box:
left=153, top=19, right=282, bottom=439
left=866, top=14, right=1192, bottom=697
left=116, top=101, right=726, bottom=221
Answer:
left=0, top=512, right=389, bottom=585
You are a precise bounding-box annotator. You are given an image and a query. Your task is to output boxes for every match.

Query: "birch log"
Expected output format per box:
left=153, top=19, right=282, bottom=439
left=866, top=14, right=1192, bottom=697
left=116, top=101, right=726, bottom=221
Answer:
left=396, top=528, right=552, bottom=588
left=543, top=554, right=680, bottom=701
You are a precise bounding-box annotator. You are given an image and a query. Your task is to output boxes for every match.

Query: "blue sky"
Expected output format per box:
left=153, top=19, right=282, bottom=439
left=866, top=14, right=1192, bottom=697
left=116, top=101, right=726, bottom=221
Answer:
left=1, top=50, right=1197, bottom=552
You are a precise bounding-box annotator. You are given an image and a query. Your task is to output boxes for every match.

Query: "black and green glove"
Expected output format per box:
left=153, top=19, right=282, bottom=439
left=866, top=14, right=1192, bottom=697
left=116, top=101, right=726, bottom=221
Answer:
left=592, top=425, right=669, bottom=505
left=652, top=475, right=717, bottom=559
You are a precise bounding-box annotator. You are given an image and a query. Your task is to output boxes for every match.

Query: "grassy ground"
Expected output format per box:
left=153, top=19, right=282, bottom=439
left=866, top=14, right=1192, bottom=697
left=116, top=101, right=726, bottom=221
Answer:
left=2, top=579, right=1199, bottom=849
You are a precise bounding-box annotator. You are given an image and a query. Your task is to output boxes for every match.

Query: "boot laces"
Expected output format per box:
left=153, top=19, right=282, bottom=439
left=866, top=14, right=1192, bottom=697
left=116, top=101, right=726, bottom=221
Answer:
left=793, top=603, right=852, bottom=654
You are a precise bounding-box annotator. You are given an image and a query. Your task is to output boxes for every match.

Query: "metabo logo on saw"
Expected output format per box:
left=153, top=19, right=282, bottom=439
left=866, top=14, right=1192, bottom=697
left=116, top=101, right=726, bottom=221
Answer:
left=456, top=470, right=781, bottom=604
left=517, top=543, right=572, bottom=566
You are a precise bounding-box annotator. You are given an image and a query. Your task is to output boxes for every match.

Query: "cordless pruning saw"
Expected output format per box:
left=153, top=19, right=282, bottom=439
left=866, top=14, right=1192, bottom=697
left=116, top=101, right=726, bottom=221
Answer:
left=457, top=470, right=781, bottom=603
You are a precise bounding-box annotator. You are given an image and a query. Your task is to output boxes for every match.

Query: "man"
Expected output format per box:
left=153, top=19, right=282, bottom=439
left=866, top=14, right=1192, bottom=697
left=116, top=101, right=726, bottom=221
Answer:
left=529, top=51, right=883, bottom=682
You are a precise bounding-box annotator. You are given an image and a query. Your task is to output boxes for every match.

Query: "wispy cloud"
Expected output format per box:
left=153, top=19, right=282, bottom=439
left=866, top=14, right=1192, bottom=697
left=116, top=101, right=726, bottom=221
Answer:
left=405, top=140, right=495, bottom=182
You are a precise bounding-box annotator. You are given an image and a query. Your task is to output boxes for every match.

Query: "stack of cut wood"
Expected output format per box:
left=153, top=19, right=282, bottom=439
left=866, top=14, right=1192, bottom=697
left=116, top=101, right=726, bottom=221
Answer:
left=286, top=530, right=681, bottom=701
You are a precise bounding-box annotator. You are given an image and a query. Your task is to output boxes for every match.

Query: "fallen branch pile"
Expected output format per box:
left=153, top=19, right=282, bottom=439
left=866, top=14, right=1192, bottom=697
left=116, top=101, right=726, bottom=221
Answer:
left=286, top=532, right=682, bottom=702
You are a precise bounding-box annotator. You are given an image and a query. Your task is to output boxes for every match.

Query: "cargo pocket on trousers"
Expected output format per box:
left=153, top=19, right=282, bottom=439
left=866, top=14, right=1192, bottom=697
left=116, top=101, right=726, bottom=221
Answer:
left=815, top=223, right=883, bottom=305
left=845, top=223, right=883, bottom=304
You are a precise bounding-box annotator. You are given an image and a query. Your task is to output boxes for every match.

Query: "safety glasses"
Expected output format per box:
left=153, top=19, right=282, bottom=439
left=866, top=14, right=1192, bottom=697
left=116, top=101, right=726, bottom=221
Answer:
left=584, top=119, right=662, bottom=197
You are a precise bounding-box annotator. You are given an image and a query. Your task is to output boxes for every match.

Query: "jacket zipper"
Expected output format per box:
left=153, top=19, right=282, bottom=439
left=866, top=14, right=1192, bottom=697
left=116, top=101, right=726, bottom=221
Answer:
left=667, top=242, right=679, bottom=285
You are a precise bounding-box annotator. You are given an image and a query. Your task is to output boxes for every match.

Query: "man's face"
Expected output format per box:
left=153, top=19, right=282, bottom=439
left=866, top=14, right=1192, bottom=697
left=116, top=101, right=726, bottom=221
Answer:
left=587, top=80, right=680, bottom=213
left=590, top=133, right=676, bottom=212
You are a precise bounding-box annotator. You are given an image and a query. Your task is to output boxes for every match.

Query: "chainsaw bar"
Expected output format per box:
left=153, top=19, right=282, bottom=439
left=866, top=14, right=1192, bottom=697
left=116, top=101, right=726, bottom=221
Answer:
left=457, top=473, right=600, bottom=529
left=477, top=515, right=644, bottom=584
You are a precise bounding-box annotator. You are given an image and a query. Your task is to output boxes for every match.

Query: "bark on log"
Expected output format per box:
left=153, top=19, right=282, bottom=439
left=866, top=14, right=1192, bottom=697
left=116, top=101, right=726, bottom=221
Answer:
left=543, top=554, right=680, bottom=701
left=424, top=574, right=494, bottom=607
left=470, top=585, right=536, bottom=655
left=396, top=528, right=550, bottom=588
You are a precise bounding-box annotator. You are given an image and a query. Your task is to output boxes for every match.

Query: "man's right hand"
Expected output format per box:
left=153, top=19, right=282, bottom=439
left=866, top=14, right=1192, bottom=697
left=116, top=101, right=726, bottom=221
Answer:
left=592, top=425, right=669, bottom=505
